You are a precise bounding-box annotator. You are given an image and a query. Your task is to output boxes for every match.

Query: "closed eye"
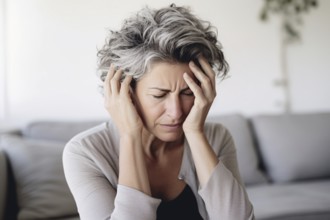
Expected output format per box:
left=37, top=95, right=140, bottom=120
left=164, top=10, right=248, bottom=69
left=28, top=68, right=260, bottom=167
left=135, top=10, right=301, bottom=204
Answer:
left=152, top=93, right=167, bottom=99
left=149, top=88, right=169, bottom=99
left=181, top=89, right=194, bottom=96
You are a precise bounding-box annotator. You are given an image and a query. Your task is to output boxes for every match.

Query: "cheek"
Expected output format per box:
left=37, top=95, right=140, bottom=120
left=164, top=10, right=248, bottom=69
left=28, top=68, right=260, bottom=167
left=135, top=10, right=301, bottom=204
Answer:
left=139, top=99, right=165, bottom=122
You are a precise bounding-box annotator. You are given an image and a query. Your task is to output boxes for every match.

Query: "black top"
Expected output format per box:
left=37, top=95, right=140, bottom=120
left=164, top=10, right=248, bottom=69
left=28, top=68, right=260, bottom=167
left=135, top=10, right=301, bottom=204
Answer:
left=156, top=185, right=203, bottom=220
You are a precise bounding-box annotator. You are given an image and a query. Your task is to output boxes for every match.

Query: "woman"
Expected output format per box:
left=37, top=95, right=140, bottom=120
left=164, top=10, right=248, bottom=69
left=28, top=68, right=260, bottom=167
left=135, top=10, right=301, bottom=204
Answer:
left=63, top=4, right=254, bottom=220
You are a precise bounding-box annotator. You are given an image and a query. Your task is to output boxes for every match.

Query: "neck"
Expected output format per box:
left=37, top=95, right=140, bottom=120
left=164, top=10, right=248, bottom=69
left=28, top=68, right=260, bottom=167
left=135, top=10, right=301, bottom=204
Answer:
left=141, top=129, right=184, bottom=161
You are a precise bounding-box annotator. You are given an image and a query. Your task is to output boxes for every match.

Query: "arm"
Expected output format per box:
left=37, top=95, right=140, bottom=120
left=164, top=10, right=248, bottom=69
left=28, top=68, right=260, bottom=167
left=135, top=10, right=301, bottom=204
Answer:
left=118, top=135, right=150, bottom=195
left=183, top=57, right=254, bottom=220
left=103, top=65, right=161, bottom=217
left=184, top=131, right=218, bottom=187
left=197, top=126, right=255, bottom=220
left=184, top=125, right=255, bottom=220
left=104, top=65, right=151, bottom=195
left=63, top=141, right=161, bottom=220
left=63, top=65, right=161, bottom=220
left=182, top=56, right=220, bottom=187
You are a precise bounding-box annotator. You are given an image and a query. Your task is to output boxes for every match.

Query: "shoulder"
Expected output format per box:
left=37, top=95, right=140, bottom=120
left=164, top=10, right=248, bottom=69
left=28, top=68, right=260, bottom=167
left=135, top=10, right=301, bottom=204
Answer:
left=204, top=122, right=232, bottom=142
left=203, top=122, right=236, bottom=157
left=63, top=121, right=120, bottom=161
left=62, top=121, right=121, bottom=188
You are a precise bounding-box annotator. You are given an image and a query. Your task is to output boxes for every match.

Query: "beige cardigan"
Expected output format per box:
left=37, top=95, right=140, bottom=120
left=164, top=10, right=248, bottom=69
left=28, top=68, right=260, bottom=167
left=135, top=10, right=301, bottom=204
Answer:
left=63, top=121, right=254, bottom=220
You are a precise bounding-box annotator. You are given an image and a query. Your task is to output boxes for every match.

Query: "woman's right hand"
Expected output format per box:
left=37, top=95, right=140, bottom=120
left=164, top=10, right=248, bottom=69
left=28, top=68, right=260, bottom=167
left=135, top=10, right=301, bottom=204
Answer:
left=104, top=65, right=144, bottom=138
left=104, top=65, right=152, bottom=196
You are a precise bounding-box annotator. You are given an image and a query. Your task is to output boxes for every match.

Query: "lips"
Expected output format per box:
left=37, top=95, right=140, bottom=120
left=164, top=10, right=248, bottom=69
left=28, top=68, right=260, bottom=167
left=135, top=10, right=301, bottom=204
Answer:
left=162, top=123, right=180, bottom=127
left=160, top=123, right=182, bottom=131
left=161, top=122, right=182, bottom=127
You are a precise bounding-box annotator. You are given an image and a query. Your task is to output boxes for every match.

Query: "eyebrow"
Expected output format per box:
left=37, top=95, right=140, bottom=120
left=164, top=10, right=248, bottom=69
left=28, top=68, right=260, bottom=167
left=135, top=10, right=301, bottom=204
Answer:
left=149, top=87, right=191, bottom=92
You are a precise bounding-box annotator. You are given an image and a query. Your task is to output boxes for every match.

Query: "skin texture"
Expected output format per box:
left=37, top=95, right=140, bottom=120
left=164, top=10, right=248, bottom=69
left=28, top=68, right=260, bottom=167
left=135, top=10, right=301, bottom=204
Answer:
left=103, top=56, right=219, bottom=198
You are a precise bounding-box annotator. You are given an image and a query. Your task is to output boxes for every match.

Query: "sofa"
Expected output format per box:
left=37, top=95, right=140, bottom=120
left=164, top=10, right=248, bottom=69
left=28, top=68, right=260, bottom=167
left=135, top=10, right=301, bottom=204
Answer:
left=1, top=112, right=330, bottom=220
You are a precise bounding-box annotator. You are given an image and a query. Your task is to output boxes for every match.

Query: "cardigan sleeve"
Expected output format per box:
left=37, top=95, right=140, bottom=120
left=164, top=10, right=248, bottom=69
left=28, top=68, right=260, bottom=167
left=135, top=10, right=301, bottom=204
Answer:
left=62, top=141, right=161, bottom=220
left=198, top=124, right=255, bottom=220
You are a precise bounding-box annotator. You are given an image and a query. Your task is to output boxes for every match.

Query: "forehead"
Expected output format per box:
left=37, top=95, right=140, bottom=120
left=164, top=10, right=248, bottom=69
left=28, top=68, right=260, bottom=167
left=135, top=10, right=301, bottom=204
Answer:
left=141, top=61, right=193, bottom=83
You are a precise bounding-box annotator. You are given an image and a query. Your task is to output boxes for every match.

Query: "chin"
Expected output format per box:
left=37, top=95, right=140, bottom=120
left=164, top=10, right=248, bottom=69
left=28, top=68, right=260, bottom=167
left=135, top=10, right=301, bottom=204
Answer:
left=156, top=131, right=184, bottom=143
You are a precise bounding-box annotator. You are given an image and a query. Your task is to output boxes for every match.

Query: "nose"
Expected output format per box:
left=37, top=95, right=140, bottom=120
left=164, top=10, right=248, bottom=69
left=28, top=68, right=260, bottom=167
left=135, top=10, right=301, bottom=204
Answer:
left=166, top=95, right=183, bottom=120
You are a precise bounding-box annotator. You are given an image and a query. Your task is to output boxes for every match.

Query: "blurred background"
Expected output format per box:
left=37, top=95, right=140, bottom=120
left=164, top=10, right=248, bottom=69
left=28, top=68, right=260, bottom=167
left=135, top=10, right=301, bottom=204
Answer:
left=0, top=0, right=329, bottom=128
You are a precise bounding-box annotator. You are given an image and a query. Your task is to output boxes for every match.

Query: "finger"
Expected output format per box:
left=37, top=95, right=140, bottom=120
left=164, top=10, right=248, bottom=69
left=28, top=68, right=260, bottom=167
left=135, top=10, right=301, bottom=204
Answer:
left=104, top=64, right=115, bottom=97
left=120, top=75, right=133, bottom=99
left=183, top=72, right=204, bottom=101
left=105, top=64, right=115, bottom=80
left=189, top=61, right=214, bottom=98
left=198, top=56, right=216, bottom=90
left=110, top=68, right=123, bottom=95
left=198, top=56, right=216, bottom=88
left=189, top=61, right=208, bottom=82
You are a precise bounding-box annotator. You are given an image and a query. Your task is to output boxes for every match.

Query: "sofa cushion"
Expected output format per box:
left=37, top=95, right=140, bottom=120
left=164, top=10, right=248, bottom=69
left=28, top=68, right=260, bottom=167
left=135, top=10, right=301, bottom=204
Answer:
left=251, top=113, right=330, bottom=183
left=0, top=135, right=78, bottom=220
left=207, top=114, right=268, bottom=185
left=247, top=179, right=330, bottom=220
left=22, top=120, right=104, bottom=142
left=0, top=150, right=7, bottom=220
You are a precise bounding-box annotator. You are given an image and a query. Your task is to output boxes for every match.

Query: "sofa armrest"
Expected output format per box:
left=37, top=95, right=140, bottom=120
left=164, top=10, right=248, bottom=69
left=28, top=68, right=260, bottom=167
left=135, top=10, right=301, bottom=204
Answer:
left=0, top=128, right=21, bottom=136
left=0, top=149, right=8, bottom=220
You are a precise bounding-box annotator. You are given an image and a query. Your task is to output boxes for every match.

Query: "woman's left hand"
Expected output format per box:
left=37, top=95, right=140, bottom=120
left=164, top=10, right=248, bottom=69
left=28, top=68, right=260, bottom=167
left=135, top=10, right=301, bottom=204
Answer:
left=182, top=56, right=216, bottom=134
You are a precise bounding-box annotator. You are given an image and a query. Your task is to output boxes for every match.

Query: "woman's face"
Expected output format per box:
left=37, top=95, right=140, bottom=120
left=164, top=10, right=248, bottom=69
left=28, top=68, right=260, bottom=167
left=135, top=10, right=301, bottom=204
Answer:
left=133, top=62, right=195, bottom=142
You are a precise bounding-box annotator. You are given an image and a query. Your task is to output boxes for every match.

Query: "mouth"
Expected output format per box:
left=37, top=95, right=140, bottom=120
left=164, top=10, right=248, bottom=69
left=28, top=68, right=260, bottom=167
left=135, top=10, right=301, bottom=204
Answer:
left=160, top=123, right=182, bottom=130
left=161, top=122, right=182, bottom=127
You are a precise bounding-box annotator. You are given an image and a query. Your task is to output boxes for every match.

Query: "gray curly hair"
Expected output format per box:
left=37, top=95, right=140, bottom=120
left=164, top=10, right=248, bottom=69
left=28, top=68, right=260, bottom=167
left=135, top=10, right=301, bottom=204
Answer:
left=97, top=4, right=229, bottom=85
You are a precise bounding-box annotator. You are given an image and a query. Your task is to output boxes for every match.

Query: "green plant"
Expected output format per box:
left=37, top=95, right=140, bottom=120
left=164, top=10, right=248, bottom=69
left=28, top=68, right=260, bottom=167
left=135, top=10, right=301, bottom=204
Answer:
left=260, top=0, right=318, bottom=42
left=259, top=0, right=318, bottom=112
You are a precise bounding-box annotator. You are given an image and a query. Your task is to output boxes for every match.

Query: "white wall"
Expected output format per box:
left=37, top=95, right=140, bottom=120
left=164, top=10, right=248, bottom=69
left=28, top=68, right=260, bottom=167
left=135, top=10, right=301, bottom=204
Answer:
left=2, top=0, right=330, bottom=127
left=0, top=0, right=6, bottom=121
left=288, top=1, right=330, bottom=112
